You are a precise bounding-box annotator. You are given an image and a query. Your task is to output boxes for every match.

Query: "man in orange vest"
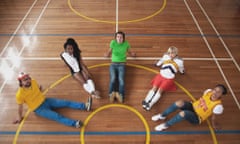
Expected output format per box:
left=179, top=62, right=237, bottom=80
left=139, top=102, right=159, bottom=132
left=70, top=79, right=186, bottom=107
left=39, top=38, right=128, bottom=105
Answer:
left=151, top=84, right=227, bottom=131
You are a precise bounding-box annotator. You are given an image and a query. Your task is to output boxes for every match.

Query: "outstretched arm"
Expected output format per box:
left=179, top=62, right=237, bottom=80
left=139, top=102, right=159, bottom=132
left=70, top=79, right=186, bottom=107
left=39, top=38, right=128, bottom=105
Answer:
left=79, top=57, right=91, bottom=77
left=13, top=104, right=24, bottom=124
left=127, top=49, right=136, bottom=57
left=155, top=56, right=164, bottom=67
left=104, top=48, right=112, bottom=58
left=179, top=60, right=185, bottom=74
left=211, top=114, right=221, bottom=130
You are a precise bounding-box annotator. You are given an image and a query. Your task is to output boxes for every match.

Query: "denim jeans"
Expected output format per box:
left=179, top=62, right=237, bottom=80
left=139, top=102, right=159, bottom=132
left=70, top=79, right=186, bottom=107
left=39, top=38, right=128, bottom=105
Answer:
left=109, top=63, right=125, bottom=97
left=34, top=98, right=86, bottom=127
left=162, top=101, right=200, bottom=127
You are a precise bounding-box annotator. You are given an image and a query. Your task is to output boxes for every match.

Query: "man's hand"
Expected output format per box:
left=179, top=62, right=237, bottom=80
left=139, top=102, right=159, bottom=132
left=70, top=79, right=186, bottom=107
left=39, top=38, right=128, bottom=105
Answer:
left=211, top=114, right=221, bottom=131
left=130, top=52, right=136, bottom=57
left=13, top=117, right=23, bottom=124
left=212, top=121, right=221, bottom=131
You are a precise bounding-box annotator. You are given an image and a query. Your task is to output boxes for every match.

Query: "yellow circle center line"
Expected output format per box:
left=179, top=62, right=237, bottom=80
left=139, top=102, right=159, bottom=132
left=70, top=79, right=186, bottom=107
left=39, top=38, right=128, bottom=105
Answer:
left=80, top=104, right=150, bottom=144
left=68, top=0, right=167, bottom=24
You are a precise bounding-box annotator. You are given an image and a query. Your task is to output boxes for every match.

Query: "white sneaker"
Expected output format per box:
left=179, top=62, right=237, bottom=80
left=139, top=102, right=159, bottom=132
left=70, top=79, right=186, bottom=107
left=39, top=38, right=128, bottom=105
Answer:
left=151, top=114, right=166, bottom=121
left=146, top=106, right=151, bottom=111
left=155, top=123, right=168, bottom=131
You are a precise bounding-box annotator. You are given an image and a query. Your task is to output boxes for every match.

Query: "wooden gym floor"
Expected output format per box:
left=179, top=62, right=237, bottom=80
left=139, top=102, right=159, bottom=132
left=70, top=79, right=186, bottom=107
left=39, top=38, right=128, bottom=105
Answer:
left=0, top=0, right=240, bottom=144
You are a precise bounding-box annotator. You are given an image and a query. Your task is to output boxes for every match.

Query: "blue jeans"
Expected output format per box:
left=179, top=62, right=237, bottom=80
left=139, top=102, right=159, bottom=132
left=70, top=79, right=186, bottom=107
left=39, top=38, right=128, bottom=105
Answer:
left=109, top=63, right=125, bottom=97
left=162, top=101, right=200, bottom=127
left=34, top=98, right=86, bottom=127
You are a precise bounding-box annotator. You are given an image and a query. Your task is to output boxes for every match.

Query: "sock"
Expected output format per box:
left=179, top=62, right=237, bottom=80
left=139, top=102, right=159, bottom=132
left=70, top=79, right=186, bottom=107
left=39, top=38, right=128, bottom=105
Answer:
left=83, top=83, right=92, bottom=94
left=144, top=89, right=155, bottom=103
left=148, top=91, right=161, bottom=109
left=87, top=79, right=95, bottom=93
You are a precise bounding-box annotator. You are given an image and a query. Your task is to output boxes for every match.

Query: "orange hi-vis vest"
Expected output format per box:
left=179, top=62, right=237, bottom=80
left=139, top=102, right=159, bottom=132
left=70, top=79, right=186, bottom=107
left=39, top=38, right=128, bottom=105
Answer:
left=163, top=60, right=179, bottom=71
left=193, top=91, right=221, bottom=123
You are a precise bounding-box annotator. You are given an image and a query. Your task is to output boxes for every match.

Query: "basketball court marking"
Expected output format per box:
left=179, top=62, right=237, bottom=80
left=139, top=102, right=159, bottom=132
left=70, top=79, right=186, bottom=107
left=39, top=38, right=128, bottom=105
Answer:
left=0, top=0, right=51, bottom=95
left=1, top=33, right=239, bottom=37
left=0, top=0, right=38, bottom=57
left=195, top=0, right=240, bottom=72
left=3, top=130, right=240, bottom=135
left=80, top=104, right=151, bottom=144
left=0, top=1, right=237, bottom=144
left=184, top=0, right=240, bottom=110
left=68, top=0, right=167, bottom=24
left=0, top=56, right=234, bottom=61
left=13, top=63, right=219, bottom=144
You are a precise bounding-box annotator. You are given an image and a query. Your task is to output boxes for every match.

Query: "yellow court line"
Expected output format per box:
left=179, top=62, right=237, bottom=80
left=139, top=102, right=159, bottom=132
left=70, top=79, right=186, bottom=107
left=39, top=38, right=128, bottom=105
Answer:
left=13, top=63, right=218, bottom=144
left=80, top=104, right=151, bottom=144
left=12, top=110, right=30, bottom=144
left=68, top=0, right=167, bottom=24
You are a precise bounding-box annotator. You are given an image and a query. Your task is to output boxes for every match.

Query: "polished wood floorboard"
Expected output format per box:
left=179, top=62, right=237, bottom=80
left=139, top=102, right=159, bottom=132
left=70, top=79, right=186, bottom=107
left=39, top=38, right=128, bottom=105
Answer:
left=0, top=0, right=240, bottom=144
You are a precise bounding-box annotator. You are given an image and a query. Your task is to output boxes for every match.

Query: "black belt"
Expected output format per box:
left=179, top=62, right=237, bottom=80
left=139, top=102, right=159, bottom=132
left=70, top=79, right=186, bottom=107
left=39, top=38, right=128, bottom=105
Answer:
left=161, top=65, right=176, bottom=74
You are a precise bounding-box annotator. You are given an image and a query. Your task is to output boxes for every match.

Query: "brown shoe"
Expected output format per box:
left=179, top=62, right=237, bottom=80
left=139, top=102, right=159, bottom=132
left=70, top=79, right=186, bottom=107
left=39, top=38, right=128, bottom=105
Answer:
left=115, top=92, right=123, bottom=103
left=109, top=92, right=116, bottom=103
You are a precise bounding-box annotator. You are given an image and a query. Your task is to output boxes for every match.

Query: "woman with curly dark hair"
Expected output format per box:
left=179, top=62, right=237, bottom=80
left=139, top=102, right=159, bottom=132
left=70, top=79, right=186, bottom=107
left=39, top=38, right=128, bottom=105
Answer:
left=61, top=38, right=100, bottom=99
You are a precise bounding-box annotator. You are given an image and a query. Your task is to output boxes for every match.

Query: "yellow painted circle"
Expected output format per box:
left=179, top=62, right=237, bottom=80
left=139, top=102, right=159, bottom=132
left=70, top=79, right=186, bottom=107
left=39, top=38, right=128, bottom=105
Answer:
left=80, top=104, right=150, bottom=144
left=13, top=63, right=218, bottom=144
left=68, top=0, right=167, bottom=24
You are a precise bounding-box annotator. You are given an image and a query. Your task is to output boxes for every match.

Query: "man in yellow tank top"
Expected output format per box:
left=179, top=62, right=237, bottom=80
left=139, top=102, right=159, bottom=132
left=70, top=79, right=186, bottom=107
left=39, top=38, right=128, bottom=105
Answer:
left=151, top=84, right=227, bottom=131
left=13, top=72, right=92, bottom=128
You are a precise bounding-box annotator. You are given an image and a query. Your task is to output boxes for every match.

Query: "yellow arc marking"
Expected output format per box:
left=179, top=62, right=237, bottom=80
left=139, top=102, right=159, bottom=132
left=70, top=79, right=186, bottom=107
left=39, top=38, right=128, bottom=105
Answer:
left=80, top=104, right=150, bottom=144
left=13, top=63, right=218, bottom=144
left=68, top=0, right=167, bottom=24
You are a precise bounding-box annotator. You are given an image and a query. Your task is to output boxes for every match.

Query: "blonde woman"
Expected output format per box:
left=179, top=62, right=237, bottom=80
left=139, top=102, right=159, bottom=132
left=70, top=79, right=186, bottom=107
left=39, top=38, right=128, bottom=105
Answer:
left=142, top=46, right=185, bottom=110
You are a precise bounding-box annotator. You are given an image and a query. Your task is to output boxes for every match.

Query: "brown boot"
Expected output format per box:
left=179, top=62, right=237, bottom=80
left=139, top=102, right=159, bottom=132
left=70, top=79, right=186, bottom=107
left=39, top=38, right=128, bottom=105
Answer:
left=115, top=92, right=123, bottom=103
left=109, top=92, right=116, bottom=103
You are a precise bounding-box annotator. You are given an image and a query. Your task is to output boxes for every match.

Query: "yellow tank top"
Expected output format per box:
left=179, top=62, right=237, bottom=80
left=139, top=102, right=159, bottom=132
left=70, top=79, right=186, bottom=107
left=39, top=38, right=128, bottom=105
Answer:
left=193, top=91, right=221, bottom=122
left=163, top=60, right=179, bottom=71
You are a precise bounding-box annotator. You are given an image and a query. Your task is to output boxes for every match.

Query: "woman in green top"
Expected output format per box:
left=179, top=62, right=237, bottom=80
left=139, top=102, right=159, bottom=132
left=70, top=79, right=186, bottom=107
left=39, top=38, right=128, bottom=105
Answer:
left=104, top=31, right=136, bottom=103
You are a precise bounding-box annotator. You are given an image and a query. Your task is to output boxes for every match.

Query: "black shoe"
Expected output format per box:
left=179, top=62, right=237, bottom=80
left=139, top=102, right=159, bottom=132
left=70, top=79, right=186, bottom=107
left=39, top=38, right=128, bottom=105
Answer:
left=142, top=100, right=147, bottom=108
left=75, top=120, right=83, bottom=128
left=142, top=101, right=150, bottom=110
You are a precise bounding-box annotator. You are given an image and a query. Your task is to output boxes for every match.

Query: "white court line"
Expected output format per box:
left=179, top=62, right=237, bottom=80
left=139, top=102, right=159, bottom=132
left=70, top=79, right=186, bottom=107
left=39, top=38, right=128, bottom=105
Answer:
left=0, top=0, right=38, bottom=57
left=184, top=0, right=240, bottom=110
left=0, top=0, right=51, bottom=94
left=0, top=57, right=234, bottom=61
left=116, top=0, right=119, bottom=32
left=196, top=0, right=240, bottom=72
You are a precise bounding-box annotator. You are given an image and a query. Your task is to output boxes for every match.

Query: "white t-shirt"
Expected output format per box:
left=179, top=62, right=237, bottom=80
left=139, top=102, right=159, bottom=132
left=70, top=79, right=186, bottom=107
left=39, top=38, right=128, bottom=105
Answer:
left=213, top=104, right=224, bottom=114
left=61, top=52, right=80, bottom=73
